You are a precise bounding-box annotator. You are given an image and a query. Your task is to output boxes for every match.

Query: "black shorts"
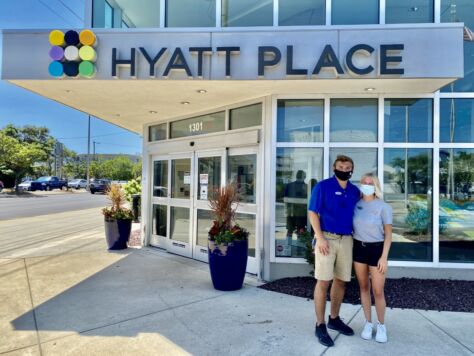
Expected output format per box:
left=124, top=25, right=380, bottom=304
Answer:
left=353, top=239, right=384, bottom=267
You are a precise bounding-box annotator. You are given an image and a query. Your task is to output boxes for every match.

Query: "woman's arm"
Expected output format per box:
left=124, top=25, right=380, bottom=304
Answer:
left=378, top=224, right=392, bottom=274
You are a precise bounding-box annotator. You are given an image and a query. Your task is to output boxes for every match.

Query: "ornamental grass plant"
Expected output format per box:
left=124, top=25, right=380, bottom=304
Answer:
left=102, top=183, right=134, bottom=221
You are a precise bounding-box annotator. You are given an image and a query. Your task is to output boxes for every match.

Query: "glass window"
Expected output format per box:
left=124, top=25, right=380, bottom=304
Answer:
left=440, top=99, right=474, bottom=143
left=170, top=207, right=189, bottom=243
left=153, top=160, right=168, bottom=197
left=171, top=158, right=191, bottom=199
left=384, top=148, right=433, bottom=261
left=330, top=99, right=378, bottom=142
left=277, top=99, right=324, bottom=142
left=228, top=154, right=256, bottom=203
left=441, top=0, right=474, bottom=92
left=439, top=149, right=474, bottom=262
left=104, top=1, right=114, bottom=28
left=149, top=123, right=167, bottom=142
left=235, top=213, right=256, bottom=257
left=332, top=0, right=379, bottom=25
left=275, top=148, right=323, bottom=258
left=152, top=204, right=167, bottom=237
left=198, top=156, right=221, bottom=201
left=230, top=104, right=262, bottom=130
left=386, top=0, right=434, bottom=24
left=222, top=0, right=273, bottom=27
left=166, top=0, right=216, bottom=27
left=170, top=112, right=225, bottom=139
left=384, top=99, right=433, bottom=143
left=329, top=148, right=377, bottom=184
left=279, top=0, right=325, bottom=26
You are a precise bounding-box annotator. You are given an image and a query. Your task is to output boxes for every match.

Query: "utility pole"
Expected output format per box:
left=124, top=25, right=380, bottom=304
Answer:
left=93, top=141, right=100, bottom=161
left=86, top=115, right=91, bottom=187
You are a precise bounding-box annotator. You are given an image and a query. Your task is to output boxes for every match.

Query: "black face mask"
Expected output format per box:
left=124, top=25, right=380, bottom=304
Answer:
left=334, top=169, right=352, bottom=181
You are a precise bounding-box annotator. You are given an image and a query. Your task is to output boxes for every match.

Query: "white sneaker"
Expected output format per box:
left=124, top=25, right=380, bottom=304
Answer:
left=375, top=322, right=388, bottom=343
left=361, top=321, right=373, bottom=340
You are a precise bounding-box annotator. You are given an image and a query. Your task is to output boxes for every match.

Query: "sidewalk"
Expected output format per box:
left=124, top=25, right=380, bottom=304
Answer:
left=1, top=213, right=473, bottom=355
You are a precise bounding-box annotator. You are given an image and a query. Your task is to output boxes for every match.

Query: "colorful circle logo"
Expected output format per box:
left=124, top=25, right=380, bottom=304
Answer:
left=48, top=29, right=97, bottom=79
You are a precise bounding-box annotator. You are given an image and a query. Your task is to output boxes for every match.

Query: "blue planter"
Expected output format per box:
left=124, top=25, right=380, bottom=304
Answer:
left=104, top=218, right=131, bottom=250
left=208, top=239, right=248, bottom=291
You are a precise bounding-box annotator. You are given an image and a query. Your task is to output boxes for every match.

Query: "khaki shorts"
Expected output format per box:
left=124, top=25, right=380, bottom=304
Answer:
left=314, top=232, right=353, bottom=282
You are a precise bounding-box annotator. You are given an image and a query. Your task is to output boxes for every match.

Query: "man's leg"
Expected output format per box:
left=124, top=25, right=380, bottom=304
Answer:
left=314, top=279, right=330, bottom=325
left=330, top=277, right=345, bottom=318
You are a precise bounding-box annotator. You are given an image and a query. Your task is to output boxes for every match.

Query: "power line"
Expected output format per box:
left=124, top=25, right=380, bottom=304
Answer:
left=36, top=0, right=76, bottom=27
left=57, top=131, right=141, bottom=140
left=97, top=141, right=141, bottom=148
left=54, top=0, right=84, bottom=23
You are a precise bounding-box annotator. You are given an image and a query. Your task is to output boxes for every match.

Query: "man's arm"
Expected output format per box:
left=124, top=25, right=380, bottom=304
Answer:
left=308, top=211, right=329, bottom=255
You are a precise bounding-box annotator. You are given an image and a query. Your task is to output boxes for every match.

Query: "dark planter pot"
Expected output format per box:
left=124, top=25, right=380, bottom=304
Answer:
left=104, top=218, right=132, bottom=250
left=208, top=239, right=248, bottom=291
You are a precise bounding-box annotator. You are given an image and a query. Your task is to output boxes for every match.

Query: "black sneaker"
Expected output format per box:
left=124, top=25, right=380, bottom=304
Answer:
left=315, top=323, right=334, bottom=347
left=327, top=316, right=354, bottom=336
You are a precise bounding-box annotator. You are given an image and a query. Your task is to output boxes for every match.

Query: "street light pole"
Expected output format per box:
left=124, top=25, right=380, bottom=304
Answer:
left=86, top=115, right=91, bottom=187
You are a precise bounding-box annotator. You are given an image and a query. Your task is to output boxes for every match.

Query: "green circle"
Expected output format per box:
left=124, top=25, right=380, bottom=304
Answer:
left=79, top=61, right=95, bottom=78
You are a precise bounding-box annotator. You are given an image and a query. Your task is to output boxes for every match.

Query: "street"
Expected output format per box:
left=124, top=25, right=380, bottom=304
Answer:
left=0, top=190, right=108, bottom=220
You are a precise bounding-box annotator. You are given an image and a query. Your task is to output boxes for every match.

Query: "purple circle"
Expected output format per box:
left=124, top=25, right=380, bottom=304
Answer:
left=49, top=46, right=64, bottom=61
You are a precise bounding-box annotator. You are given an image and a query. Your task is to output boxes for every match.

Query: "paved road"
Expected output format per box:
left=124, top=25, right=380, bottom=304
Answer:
left=0, top=191, right=108, bottom=220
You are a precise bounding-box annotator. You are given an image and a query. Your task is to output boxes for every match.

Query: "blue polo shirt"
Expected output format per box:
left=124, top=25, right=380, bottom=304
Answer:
left=308, top=176, right=360, bottom=235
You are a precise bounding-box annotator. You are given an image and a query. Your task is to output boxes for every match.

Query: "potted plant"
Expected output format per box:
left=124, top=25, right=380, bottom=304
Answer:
left=208, top=184, right=249, bottom=291
left=102, top=183, right=134, bottom=250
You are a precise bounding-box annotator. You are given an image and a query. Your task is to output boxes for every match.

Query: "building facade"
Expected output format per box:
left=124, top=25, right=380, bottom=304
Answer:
left=1, top=0, right=473, bottom=281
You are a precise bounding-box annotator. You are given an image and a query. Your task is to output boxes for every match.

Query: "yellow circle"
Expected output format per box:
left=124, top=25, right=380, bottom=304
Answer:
left=79, top=46, right=96, bottom=61
left=79, top=30, right=96, bottom=46
left=49, top=30, right=64, bottom=46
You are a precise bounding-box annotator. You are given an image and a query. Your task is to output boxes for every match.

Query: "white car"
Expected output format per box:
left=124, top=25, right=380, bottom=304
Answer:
left=68, top=179, right=87, bottom=189
left=17, top=180, right=33, bottom=191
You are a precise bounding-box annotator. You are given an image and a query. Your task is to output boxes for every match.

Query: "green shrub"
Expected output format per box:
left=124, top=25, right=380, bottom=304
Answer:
left=123, top=177, right=141, bottom=202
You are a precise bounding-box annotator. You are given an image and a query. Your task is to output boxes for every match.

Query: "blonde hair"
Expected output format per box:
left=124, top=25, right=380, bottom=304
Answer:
left=361, top=173, right=383, bottom=199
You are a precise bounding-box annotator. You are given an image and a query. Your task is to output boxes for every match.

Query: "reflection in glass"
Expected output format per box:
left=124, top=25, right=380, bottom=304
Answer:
left=170, top=111, right=225, bottom=139
left=149, top=123, right=167, bottom=142
left=386, top=0, right=433, bottom=24
left=330, top=148, right=377, bottom=185
left=330, top=99, right=378, bottom=142
left=441, top=0, right=474, bottom=92
left=222, top=0, right=273, bottom=27
left=439, top=149, right=474, bottom=262
left=171, top=159, right=191, bottom=199
left=230, top=104, right=262, bottom=130
left=384, top=149, right=433, bottom=261
left=277, top=99, right=324, bottom=142
left=153, top=160, right=168, bottom=197
left=332, top=0, right=378, bottom=24
left=170, top=207, right=189, bottom=243
left=198, top=156, right=221, bottom=200
left=384, top=99, right=433, bottom=143
left=279, top=0, right=325, bottom=26
left=93, top=0, right=161, bottom=28
left=228, top=154, right=256, bottom=203
left=275, top=148, right=323, bottom=258
left=440, top=99, right=474, bottom=143
left=105, top=1, right=114, bottom=28
left=235, top=213, right=256, bottom=257
left=152, top=204, right=167, bottom=237
left=197, top=209, right=213, bottom=247
left=166, top=0, right=216, bottom=27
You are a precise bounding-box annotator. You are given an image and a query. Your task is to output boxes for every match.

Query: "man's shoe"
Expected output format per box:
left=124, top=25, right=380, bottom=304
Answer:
left=315, top=323, right=334, bottom=347
left=327, top=316, right=354, bottom=336
left=360, top=320, right=373, bottom=340
left=375, top=322, right=388, bottom=343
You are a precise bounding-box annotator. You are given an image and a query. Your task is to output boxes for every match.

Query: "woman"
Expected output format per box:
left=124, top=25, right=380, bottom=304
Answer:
left=353, top=173, right=392, bottom=343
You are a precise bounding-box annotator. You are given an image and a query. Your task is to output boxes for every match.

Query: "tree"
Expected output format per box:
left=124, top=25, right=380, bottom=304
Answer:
left=0, top=132, right=47, bottom=192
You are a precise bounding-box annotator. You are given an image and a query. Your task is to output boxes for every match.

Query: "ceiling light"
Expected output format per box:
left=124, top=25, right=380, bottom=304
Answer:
left=410, top=6, right=418, bottom=11
left=181, top=101, right=190, bottom=105
left=65, top=89, right=72, bottom=93
left=116, top=114, right=121, bottom=117
left=197, top=89, right=207, bottom=94
left=365, top=87, right=376, bottom=92
left=149, top=110, right=158, bottom=114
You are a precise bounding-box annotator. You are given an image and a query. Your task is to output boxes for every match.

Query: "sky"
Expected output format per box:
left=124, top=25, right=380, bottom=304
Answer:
left=0, top=0, right=142, bottom=156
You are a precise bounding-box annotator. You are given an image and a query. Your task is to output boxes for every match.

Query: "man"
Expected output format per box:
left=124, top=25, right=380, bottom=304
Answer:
left=284, top=170, right=308, bottom=240
left=308, top=155, right=360, bottom=347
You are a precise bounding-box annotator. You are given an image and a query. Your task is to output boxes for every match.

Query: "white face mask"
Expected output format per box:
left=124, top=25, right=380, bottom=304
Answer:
left=360, top=184, right=375, bottom=196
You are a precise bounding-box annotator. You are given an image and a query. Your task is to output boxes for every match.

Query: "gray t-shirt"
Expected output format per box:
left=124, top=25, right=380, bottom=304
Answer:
left=353, top=199, right=393, bottom=243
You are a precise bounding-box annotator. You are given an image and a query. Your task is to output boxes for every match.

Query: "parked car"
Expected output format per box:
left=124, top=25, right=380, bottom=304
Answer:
left=90, top=179, right=111, bottom=194
left=17, top=180, right=33, bottom=191
left=68, top=179, right=87, bottom=190
left=30, top=176, right=68, bottom=191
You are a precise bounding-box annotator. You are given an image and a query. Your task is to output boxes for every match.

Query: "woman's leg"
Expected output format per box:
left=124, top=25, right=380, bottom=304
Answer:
left=369, top=266, right=386, bottom=324
left=354, top=262, right=371, bottom=322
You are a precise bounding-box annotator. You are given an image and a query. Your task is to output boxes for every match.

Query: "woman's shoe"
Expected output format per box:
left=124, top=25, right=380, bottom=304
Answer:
left=375, top=321, right=388, bottom=343
left=361, top=320, right=373, bottom=340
